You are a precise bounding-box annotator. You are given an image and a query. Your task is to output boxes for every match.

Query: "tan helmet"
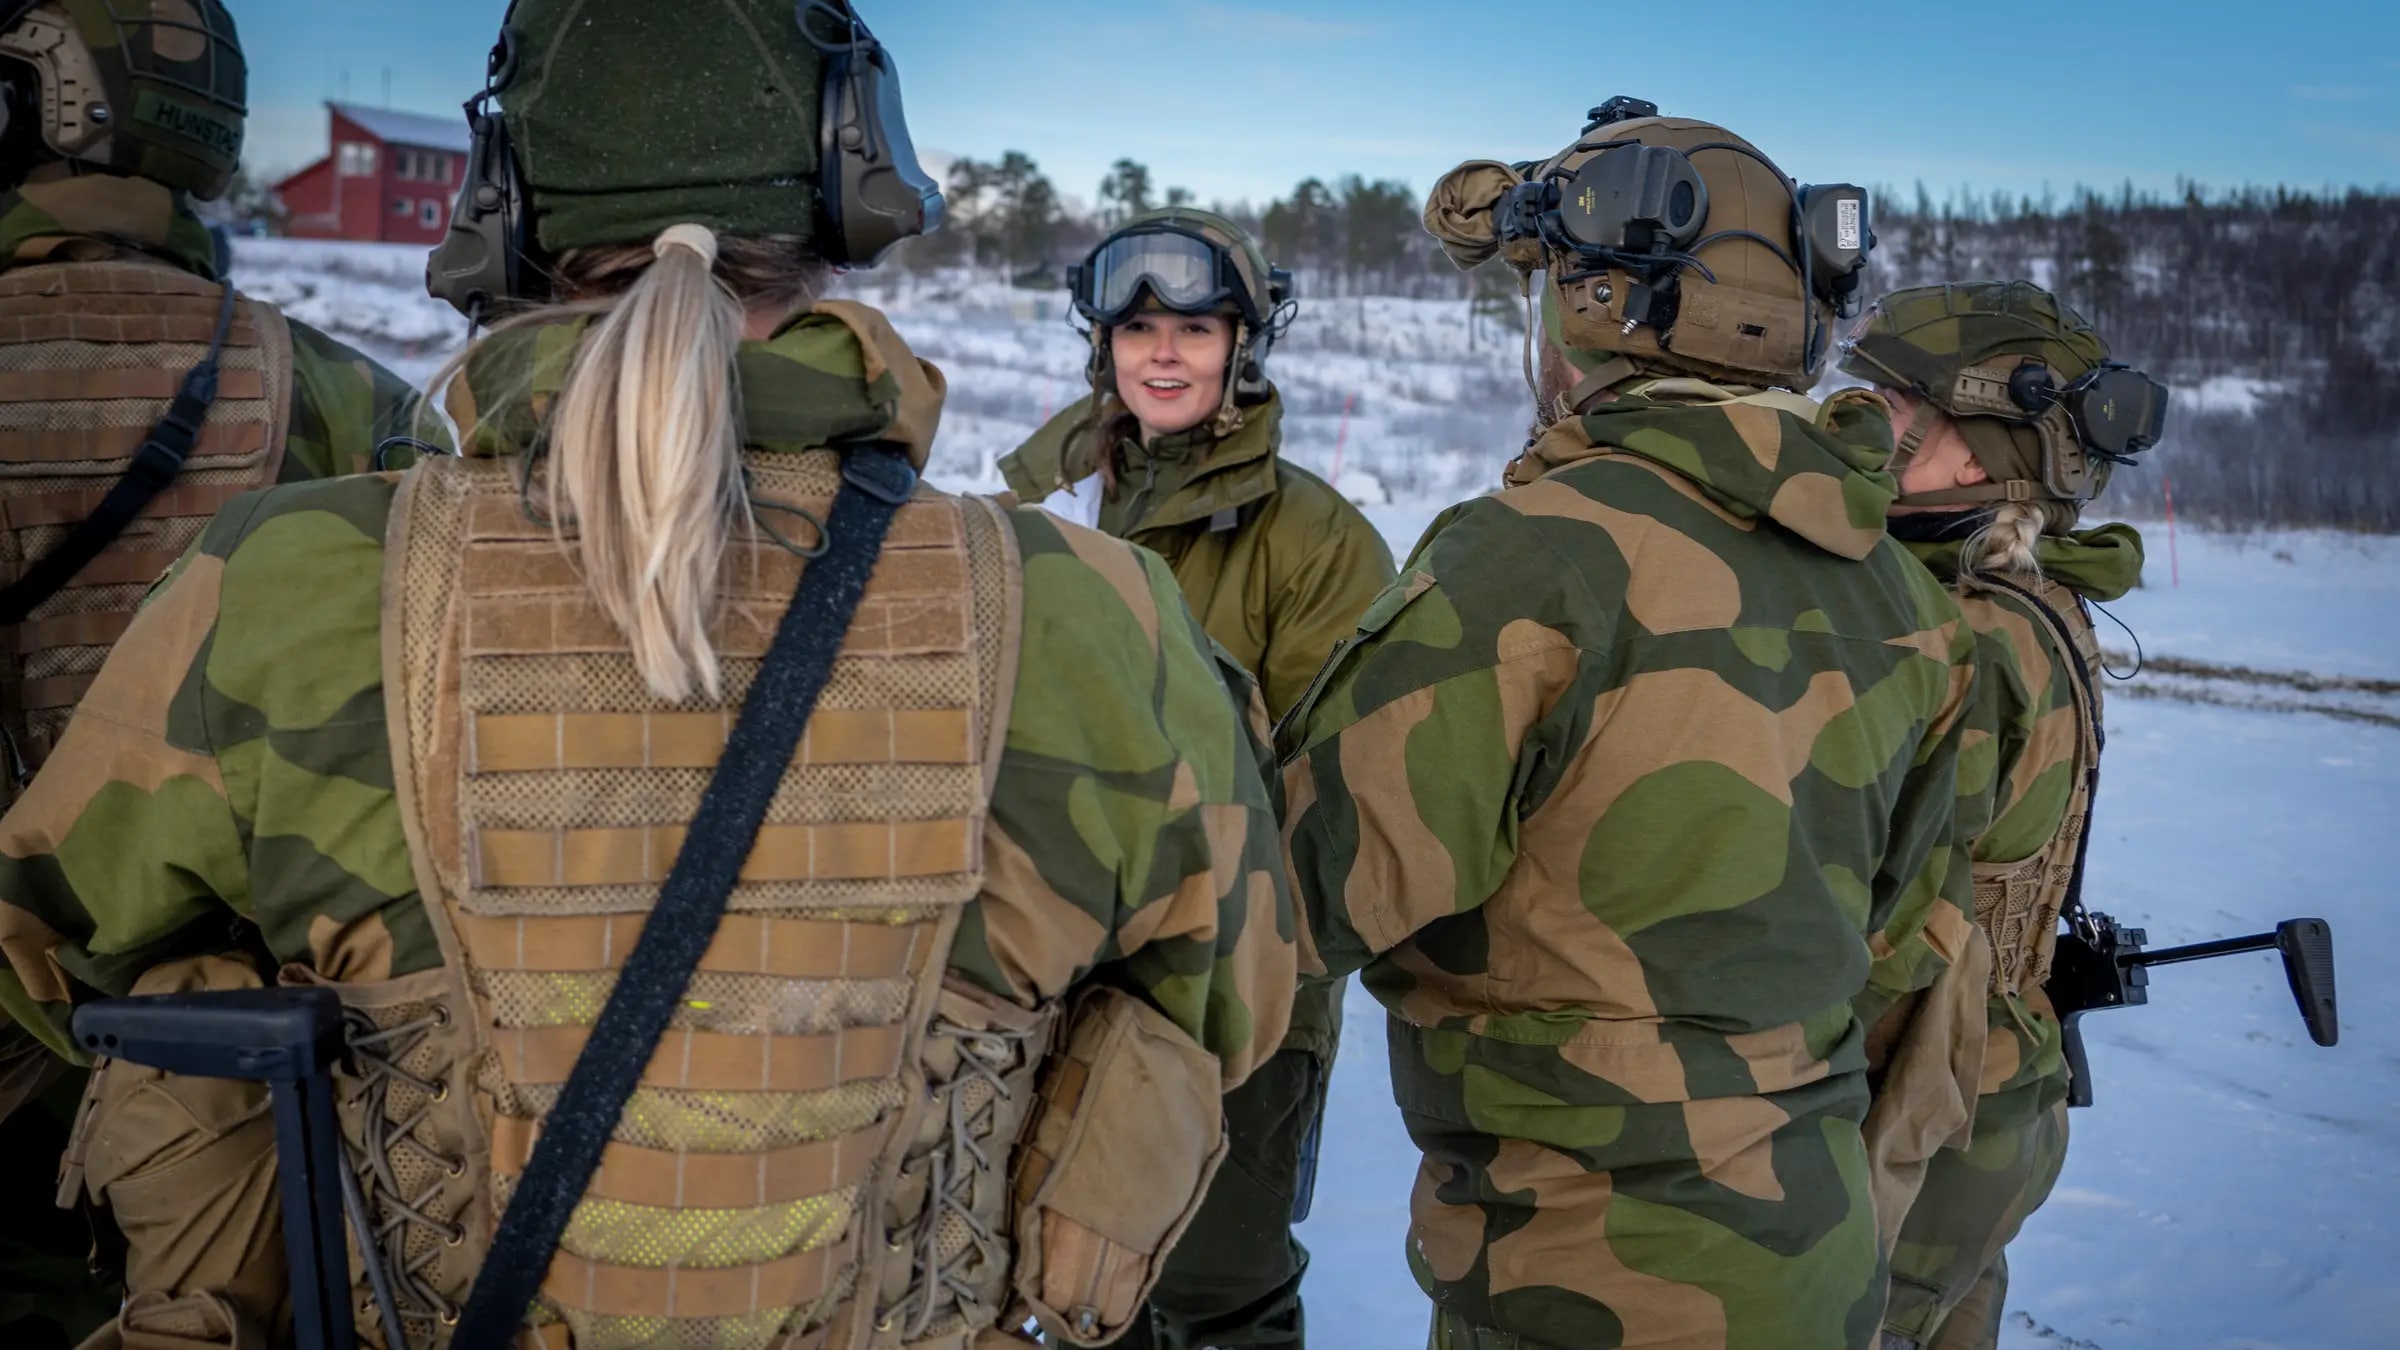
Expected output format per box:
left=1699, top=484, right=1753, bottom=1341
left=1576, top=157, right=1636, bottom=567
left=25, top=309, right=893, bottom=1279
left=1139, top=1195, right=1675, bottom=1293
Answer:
left=0, top=0, right=246, bottom=200
left=1425, top=96, right=1871, bottom=396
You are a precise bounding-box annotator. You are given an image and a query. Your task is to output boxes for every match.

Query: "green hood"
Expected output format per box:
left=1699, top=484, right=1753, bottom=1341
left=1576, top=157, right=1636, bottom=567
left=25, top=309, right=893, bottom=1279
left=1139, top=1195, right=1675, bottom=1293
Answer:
left=447, top=299, right=947, bottom=466
left=1903, top=521, right=2146, bottom=602
left=1505, top=381, right=1899, bottom=561
left=1000, top=389, right=1287, bottom=538
left=0, top=171, right=219, bottom=279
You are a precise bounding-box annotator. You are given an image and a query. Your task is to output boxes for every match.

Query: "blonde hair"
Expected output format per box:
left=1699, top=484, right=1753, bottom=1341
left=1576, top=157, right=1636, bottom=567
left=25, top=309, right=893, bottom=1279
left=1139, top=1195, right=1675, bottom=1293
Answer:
left=1880, top=385, right=2049, bottom=581
left=1962, top=499, right=2046, bottom=578
left=433, top=229, right=828, bottom=701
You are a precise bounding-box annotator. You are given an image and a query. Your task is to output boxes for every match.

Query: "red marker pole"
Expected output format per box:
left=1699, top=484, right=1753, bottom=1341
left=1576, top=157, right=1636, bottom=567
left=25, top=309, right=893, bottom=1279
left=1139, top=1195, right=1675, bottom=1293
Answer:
left=2163, top=470, right=2180, bottom=588
left=1329, top=392, right=1356, bottom=491
left=1038, top=378, right=1054, bottom=426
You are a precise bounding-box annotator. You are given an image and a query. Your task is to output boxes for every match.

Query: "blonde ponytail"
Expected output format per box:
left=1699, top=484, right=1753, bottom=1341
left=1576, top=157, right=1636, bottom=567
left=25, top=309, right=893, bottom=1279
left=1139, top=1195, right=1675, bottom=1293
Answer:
left=1964, top=500, right=2046, bottom=579
left=429, top=230, right=831, bottom=702
left=548, top=224, right=748, bottom=701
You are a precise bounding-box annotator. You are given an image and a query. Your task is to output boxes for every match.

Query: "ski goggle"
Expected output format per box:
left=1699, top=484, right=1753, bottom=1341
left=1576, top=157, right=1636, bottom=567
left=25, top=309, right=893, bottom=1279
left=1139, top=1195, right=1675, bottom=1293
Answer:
left=1071, top=228, right=1247, bottom=326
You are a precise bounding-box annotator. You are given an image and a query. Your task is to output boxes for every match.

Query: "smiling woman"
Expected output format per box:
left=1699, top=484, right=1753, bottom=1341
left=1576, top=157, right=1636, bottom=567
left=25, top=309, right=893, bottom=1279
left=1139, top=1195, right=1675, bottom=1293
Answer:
left=999, top=207, right=1398, bottom=1350
left=1112, top=307, right=1235, bottom=440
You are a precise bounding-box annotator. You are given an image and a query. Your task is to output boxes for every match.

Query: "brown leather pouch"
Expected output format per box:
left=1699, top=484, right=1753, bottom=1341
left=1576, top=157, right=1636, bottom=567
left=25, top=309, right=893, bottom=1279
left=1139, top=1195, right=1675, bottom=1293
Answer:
left=1007, top=987, right=1226, bottom=1345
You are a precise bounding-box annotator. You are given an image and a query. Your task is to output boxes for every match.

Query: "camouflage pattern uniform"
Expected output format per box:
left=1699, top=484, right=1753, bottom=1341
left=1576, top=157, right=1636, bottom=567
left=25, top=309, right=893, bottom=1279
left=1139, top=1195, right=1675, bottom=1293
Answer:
left=0, top=304, right=1297, bottom=1348
left=1279, top=116, right=1982, bottom=1350
left=1004, top=213, right=1394, bottom=1349
left=1279, top=384, right=1978, bottom=1350
left=1843, top=283, right=2153, bottom=1350
left=1877, top=525, right=2139, bottom=1350
left=0, top=7, right=436, bottom=1341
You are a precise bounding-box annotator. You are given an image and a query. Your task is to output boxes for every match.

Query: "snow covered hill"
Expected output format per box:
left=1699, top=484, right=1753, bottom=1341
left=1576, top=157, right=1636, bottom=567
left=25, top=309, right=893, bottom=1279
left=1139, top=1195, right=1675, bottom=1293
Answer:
left=227, top=239, right=2400, bottom=1350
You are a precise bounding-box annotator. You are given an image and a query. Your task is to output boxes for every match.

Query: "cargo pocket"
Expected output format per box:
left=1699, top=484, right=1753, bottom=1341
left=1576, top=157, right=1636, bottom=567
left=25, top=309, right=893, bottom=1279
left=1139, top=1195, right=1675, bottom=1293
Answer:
left=79, top=955, right=291, bottom=1344
left=1009, top=987, right=1227, bottom=1346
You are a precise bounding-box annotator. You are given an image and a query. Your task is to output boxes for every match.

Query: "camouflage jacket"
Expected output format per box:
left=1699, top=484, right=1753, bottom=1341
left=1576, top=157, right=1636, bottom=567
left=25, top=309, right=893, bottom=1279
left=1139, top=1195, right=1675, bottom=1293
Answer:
left=1903, top=523, right=2143, bottom=1098
left=0, top=173, right=439, bottom=477
left=1279, top=384, right=1978, bottom=1347
left=0, top=304, right=1293, bottom=1107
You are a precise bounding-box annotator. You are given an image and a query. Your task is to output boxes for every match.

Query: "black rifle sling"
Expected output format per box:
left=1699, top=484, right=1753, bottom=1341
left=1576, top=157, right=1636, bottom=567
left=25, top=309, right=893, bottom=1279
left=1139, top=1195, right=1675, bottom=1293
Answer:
left=0, top=278, right=240, bottom=625
left=452, top=445, right=921, bottom=1350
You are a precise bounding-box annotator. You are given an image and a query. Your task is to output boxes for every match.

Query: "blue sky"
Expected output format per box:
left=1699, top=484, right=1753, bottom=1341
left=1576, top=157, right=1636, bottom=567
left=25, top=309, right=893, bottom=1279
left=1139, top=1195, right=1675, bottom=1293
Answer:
left=237, top=0, right=2393, bottom=209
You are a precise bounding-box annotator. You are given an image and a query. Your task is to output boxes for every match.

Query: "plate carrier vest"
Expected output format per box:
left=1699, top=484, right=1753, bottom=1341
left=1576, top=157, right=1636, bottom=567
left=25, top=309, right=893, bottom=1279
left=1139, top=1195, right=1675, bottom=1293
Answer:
left=367, top=450, right=1039, bottom=1350
left=0, top=257, right=293, bottom=800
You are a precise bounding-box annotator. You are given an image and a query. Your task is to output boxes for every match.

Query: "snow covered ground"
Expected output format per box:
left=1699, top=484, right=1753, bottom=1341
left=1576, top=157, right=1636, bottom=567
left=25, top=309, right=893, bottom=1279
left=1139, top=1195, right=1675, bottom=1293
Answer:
left=228, top=241, right=2400, bottom=1349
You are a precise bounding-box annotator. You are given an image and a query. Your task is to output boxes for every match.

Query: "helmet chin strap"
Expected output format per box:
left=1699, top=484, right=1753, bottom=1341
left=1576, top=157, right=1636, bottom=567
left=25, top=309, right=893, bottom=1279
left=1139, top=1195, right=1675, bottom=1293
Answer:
left=1210, top=319, right=1251, bottom=438
left=1889, top=396, right=1938, bottom=475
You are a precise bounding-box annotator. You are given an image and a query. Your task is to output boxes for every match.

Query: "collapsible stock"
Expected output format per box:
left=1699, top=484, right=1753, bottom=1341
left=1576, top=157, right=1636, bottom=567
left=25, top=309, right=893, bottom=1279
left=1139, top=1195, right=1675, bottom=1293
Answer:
left=2049, top=914, right=2338, bottom=1107
left=71, top=987, right=358, bottom=1350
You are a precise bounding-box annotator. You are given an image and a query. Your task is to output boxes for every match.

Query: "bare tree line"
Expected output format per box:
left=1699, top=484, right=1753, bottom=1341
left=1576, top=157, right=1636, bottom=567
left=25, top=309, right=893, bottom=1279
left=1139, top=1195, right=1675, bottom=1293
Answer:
left=1872, top=183, right=2400, bottom=530
left=892, top=152, right=1454, bottom=298
left=703, top=152, right=2400, bottom=531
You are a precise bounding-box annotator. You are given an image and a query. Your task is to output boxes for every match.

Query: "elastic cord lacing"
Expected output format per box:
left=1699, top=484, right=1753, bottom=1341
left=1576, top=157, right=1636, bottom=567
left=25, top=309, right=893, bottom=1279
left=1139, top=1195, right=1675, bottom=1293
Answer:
left=345, top=1006, right=470, bottom=1337
left=886, top=1013, right=1045, bottom=1340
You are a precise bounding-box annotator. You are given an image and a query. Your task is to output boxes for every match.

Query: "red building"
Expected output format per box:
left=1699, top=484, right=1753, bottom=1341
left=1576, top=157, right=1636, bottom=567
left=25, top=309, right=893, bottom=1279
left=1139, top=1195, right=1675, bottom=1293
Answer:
left=273, top=103, right=471, bottom=244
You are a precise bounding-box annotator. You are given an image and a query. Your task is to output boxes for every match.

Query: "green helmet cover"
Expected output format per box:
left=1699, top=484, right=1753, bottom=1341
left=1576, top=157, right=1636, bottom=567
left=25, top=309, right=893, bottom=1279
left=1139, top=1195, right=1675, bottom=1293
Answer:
left=1840, top=280, right=2143, bottom=517
left=0, top=0, right=246, bottom=199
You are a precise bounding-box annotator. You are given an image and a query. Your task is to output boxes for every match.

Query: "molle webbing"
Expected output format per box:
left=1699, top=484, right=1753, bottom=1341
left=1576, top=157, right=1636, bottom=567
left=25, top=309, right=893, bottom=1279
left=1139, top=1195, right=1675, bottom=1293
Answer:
left=1969, top=575, right=2104, bottom=996
left=383, top=452, right=1020, bottom=1350
left=0, top=259, right=291, bottom=791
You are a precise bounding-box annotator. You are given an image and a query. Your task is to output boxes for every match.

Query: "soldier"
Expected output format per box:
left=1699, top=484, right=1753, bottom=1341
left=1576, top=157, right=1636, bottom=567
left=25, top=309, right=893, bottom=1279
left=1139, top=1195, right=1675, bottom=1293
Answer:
left=1279, top=103, right=1983, bottom=1350
left=999, top=207, right=1395, bottom=1350
left=0, top=3, right=440, bottom=1343
left=1841, top=281, right=2160, bottom=1350
left=0, top=3, right=1295, bottom=1348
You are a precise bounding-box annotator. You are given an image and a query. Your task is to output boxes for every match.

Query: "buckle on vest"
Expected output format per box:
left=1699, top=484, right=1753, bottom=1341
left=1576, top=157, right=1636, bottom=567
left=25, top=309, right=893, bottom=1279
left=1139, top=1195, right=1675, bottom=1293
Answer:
left=841, top=445, right=918, bottom=506
left=128, top=435, right=190, bottom=489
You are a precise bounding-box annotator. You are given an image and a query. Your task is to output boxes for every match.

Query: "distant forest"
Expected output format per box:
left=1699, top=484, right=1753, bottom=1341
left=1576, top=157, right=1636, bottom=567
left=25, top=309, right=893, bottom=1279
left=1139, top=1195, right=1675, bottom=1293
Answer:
left=909, top=156, right=2400, bottom=530
left=1872, top=184, right=2400, bottom=531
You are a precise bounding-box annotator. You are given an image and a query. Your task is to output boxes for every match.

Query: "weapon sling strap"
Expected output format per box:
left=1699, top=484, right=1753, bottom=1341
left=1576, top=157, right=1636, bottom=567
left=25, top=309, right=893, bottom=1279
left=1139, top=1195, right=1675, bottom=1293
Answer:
left=450, top=443, right=922, bottom=1350
left=0, top=276, right=240, bottom=624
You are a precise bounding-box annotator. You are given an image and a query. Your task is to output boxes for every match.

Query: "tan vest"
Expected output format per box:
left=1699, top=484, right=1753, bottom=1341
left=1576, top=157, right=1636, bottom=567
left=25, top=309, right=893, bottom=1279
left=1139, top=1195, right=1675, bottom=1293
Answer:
left=1966, top=573, right=2105, bottom=997
left=0, top=258, right=293, bottom=799
left=367, top=450, right=1037, bottom=1350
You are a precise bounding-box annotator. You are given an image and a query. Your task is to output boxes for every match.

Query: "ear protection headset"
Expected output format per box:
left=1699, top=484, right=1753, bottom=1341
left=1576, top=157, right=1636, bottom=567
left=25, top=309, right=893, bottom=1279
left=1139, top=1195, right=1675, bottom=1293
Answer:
left=1495, top=96, right=1875, bottom=374
left=426, top=0, right=942, bottom=323
left=1946, top=356, right=2169, bottom=499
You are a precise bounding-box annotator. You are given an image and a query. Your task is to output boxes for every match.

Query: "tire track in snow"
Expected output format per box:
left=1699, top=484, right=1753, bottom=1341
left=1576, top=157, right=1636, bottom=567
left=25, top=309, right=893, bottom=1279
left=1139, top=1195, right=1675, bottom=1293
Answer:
left=2099, top=650, right=2400, bottom=730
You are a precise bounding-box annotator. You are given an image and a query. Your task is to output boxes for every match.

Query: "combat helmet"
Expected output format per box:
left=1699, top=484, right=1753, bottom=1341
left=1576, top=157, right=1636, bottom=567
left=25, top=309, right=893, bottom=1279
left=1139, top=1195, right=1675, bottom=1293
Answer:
left=1840, top=280, right=2168, bottom=520
left=1068, top=205, right=1295, bottom=432
left=0, top=0, right=245, bottom=199
left=1424, top=95, right=1872, bottom=403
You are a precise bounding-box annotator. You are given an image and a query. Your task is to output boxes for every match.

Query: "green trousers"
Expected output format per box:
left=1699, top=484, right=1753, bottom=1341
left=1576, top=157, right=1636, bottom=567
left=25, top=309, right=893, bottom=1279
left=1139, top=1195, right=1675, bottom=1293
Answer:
left=1881, top=1070, right=2070, bottom=1349
left=1105, top=982, right=1341, bottom=1350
